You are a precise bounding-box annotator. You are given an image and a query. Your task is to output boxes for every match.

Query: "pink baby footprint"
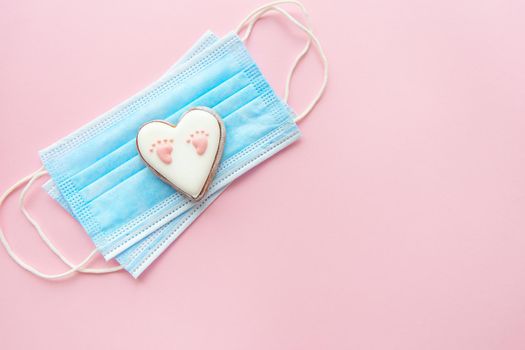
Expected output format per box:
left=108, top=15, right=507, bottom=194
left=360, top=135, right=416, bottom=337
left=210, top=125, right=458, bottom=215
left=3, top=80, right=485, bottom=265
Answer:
left=149, top=139, right=174, bottom=164
left=186, top=130, right=208, bottom=155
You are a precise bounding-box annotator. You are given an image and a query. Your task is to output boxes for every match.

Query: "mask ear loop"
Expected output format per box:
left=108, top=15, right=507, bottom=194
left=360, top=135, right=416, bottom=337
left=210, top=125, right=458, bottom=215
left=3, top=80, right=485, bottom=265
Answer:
left=236, top=1, right=311, bottom=103
left=0, top=168, right=122, bottom=279
left=235, top=1, right=328, bottom=122
left=19, top=169, right=123, bottom=274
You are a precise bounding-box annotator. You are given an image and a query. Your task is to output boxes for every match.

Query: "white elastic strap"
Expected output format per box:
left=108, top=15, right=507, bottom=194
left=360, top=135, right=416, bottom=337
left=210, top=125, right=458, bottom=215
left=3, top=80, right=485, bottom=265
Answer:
left=19, top=169, right=122, bottom=274
left=236, top=1, right=311, bottom=102
left=235, top=1, right=328, bottom=122
left=0, top=168, right=122, bottom=279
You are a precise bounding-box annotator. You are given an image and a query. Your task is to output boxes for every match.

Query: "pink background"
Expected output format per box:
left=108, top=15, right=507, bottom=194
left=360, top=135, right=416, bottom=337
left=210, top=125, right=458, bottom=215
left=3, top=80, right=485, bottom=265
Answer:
left=1, top=0, right=525, bottom=349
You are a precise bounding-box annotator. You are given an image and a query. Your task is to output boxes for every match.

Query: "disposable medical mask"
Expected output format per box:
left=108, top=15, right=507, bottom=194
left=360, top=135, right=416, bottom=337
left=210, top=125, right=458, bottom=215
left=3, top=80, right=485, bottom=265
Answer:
left=0, top=1, right=328, bottom=279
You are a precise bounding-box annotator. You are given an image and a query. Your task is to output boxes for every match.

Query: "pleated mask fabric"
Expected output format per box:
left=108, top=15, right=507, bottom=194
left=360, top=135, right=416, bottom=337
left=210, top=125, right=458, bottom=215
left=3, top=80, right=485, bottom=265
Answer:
left=39, top=32, right=301, bottom=262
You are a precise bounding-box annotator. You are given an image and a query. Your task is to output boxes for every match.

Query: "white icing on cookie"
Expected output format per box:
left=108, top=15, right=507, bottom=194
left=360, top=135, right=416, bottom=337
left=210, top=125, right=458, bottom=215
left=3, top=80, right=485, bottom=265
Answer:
left=136, top=108, right=225, bottom=200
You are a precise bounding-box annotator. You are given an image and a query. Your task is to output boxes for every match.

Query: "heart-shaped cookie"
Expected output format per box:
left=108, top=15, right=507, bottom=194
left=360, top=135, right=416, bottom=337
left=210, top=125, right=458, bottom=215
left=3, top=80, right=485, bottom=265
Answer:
left=136, top=107, right=225, bottom=201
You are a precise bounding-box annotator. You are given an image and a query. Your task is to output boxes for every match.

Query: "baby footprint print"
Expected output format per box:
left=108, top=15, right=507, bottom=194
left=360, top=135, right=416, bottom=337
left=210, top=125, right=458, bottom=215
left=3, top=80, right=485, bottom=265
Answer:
left=186, top=130, right=209, bottom=156
left=149, top=139, right=174, bottom=164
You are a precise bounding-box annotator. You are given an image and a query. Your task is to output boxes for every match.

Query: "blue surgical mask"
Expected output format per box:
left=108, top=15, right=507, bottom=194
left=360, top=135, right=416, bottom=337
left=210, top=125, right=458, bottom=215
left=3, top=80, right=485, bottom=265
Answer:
left=0, top=1, right=328, bottom=279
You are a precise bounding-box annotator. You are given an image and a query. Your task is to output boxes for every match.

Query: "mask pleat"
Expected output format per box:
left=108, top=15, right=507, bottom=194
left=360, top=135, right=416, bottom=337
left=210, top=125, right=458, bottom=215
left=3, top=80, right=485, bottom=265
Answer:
left=71, top=72, right=252, bottom=196
left=63, top=65, right=246, bottom=185
left=78, top=79, right=260, bottom=203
